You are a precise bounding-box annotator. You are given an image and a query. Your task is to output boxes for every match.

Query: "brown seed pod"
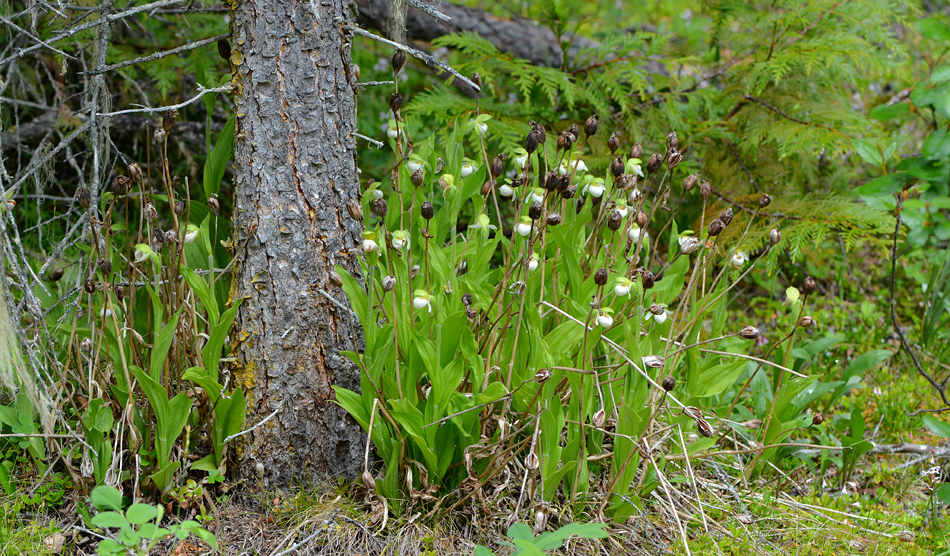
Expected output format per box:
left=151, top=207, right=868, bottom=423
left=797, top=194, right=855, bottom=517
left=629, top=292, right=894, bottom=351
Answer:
left=683, top=173, right=698, bottom=192
left=371, top=198, right=388, bottom=219
left=80, top=337, right=93, bottom=353
left=584, top=114, right=598, bottom=137
left=329, top=271, right=344, bottom=287
left=607, top=210, right=622, bottom=231
left=718, top=207, right=734, bottom=227
left=592, top=409, right=606, bottom=428
left=562, top=183, right=577, bottom=200
left=389, top=92, right=403, bottom=114
left=164, top=230, right=178, bottom=245
left=114, top=284, right=125, bottom=302
left=525, top=129, right=541, bottom=154
left=411, top=168, right=424, bottom=187
left=465, top=306, right=478, bottom=322
left=528, top=201, right=543, bottom=221
left=662, top=376, right=675, bottom=392
left=391, top=49, right=406, bottom=75
left=535, top=368, right=552, bottom=384
left=48, top=268, right=64, bottom=282
left=696, top=418, right=714, bottom=438
left=803, top=276, right=818, bottom=295
left=574, top=194, right=585, bottom=214
left=667, top=150, right=682, bottom=170
left=154, top=127, right=167, bottom=144
left=611, top=156, right=625, bottom=178
left=707, top=219, right=724, bottom=237
left=77, top=187, right=91, bottom=209
left=217, top=39, right=232, bottom=62
left=556, top=131, right=574, bottom=152
left=567, top=123, right=580, bottom=140
left=649, top=304, right=664, bottom=316
left=700, top=180, right=711, bottom=200
left=608, top=133, right=620, bottom=153
left=594, top=268, right=609, bottom=286
left=630, top=144, right=643, bottom=160
left=346, top=198, right=362, bottom=221
left=738, top=326, right=760, bottom=340
left=636, top=210, right=648, bottom=228
left=381, top=275, right=397, bottom=291
left=545, top=212, right=562, bottom=226
left=481, top=181, right=493, bottom=197
left=208, top=195, right=220, bottom=215
left=144, top=201, right=158, bottom=223
left=471, top=72, right=482, bottom=90
left=666, top=131, right=678, bottom=151
left=420, top=201, right=434, bottom=220
left=798, top=315, right=815, bottom=328
left=84, top=279, right=96, bottom=294
left=641, top=270, right=655, bottom=289
left=646, top=153, right=663, bottom=174
left=812, top=412, right=825, bottom=426
left=462, top=293, right=473, bottom=306
left=556, top=174, right=570, bottom=193
left=362, top=470, right=377, bottom=491
left=769, top=228, right=782, bottom=247
left=759, top=193, right=773, bottom=208
left=531, top=121, right=546, bottom=144
left=491, top=156, right=504, bottom=178
left=350, top=63, right=361, bottom=82
left=543, top=171, right=559, bottom=192
left=162, top=109, right=177, bottom=133
left=112, top=175, right=130, bottom=197
left=175, top=199, right=185, bottom=217
left=98, top=259, right=112, bottom=276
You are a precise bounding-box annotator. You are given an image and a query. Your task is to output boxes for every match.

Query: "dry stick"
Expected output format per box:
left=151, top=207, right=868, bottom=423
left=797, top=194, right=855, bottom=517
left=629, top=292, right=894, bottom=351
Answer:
left=100, top=84, right=232, bottom=117
left=83, top=34, right=228, bottom=75
left=647, top=449, right=692, bottom=556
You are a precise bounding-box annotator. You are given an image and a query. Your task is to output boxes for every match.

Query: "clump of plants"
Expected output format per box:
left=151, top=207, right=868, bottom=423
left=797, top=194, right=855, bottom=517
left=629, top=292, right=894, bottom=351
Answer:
left=334, top=54, right=860, bottom=525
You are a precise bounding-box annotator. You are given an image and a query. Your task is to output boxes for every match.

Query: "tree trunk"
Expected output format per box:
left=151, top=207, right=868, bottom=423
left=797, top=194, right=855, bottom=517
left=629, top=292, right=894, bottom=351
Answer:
left=230, top=0, right=365, bottom=487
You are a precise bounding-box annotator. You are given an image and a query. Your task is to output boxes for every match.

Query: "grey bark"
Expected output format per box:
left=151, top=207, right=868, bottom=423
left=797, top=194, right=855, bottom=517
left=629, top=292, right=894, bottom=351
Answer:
left=230, top=0, right=366, bottom=486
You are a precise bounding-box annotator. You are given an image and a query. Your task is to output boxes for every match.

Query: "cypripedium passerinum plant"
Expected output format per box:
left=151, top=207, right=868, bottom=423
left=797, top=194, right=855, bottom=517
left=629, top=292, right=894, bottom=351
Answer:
left=334, top=114, right=859, bottom=521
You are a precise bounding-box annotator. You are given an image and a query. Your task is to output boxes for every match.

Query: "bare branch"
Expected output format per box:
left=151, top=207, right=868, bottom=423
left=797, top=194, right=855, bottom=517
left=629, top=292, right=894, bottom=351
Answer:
left=82, top=34, right=228, bottom=76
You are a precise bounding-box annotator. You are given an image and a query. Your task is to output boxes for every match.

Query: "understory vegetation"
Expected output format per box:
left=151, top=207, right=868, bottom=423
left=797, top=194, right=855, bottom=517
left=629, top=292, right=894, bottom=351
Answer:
left=0, top=0, right=949, bottom=554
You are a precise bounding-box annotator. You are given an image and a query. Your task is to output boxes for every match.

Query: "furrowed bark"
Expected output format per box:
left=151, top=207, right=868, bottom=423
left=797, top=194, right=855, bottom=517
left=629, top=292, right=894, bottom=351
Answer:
left=230, top=0, right=365, bottom=487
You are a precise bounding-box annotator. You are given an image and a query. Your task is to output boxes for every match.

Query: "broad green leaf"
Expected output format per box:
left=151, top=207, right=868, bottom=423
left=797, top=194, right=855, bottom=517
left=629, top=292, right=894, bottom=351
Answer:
left=869, top=101, right=909, bottom=121
left=125, top=503, right=158, bottom=525
left=917, top=18, right=950, bottom=42
left=203, top=115, right=235, bottom=197
left=923, top=415, right=950, bottom=439
left=91, top=510, right=128, bottom=529
left=90, top=485, right=123, bottom=511
left=149, top=309, right=182, bottom=380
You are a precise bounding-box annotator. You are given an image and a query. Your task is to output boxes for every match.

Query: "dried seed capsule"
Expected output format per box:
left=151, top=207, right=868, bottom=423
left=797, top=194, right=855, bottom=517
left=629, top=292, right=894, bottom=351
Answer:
left=738, top=326, right=760, bottom=340
left=567, top=123, right=579, bottom=140
left=649, top=304, right=664, bottom=316
left=164, top=230, right=178, bottom=244
left=798, top=315, right=815, bottom=328
left=154, top=127, right=167, bottom=144
left=666, top=131, right=678, bottom=151
left=371, top=198, right=388, bottom=219
left=535, top=368, right=551, bottom=383
left=803, top=276, right=817, bottom=295
left=471, top=72, right=482, bottom=90
left=77, top=187, right=91, bottom=209
left=112, top=175, right=130, bottom=197
left=562, top=183, right=577, bottom=200
left=531, top=121, right=546, bottom=144
left=465, top=306, right=478, bottom=321
left=208, top=195, right=220, bottom=215
left=127, top=162, right=143, bottom=184
left=217, top=39, right=232, bottom=62
left=98, top=259, right=112, bottom=276
left=144, top=201, right=158, bottom=223
left=545, top=212, right=562, bottom=226
left=525, top=129, right=541, bottom=154
left=574, top=194, right=585, bottom=214
left=607, top=210, right=622, bottom=231
left=48, top=268, right=64, bottom=282
left=707, top=219, right=724, bottom=237
left=420, top=201, right=434, bottom=220
left=646, top=153, right=663, bottom=174
left=329, top=271, right=344, bottom=287
left=641, top=270, right=655, bottom=289
left=636, top=210, right=648, bottom=228
left=556, top=174, right=570, bottom=193
left=411, top=169, right=424, bottom=187
left=381, top=275, right=397, bottom=291
left=667, top=150, right=683, bottom=170
left=392, top=49, right=406, bottom=75
left=769, top=228, right=782, bottom=247
left=592, top=409, right=606, bottom=428
left=84, top=279, right=96, bottom=294
left=346, top=198, right=362, bottom=221
left=175, top=199, right=185, bottom=216
left=683, top=173, right=698, bottom=192
left=584, top=114, right=598, bottom=137
left=662, top=376, right=675, bottom=392
left=115, top=284, right=125, bottom=302
left=594, top=268, right=609, bottom=286
left=696, top=418, right=714, bottom=438
left=556, top=131, right=574, bottom=152
left=362, top=470, right=377, bottom=491
left=629, top=144, right=643, bottom=160
left=389, top=92, right=403, bottom=114
left=759, top=193, right=772, bottom=208
left=544, top=171, right=559, bottom=192
left=80, top=337, right=93, bottom=353
left=812, top=412, right=825, bottom=426
left=462, top=293, right=473, bottom=306
left=608, top=133, right=620, bottom=153
left=528, top=201, right=543, bottom=221
left=491, top=156, right=504, bottom=178
left=481, top=181, right=493, bottom=197
left=700, top=180, right=711, bottom=200
left=611, top=156, right=625, bottom=178
left=718, top=207, right=733, bottom=227
left=162, top=109, right=177, bottom=133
